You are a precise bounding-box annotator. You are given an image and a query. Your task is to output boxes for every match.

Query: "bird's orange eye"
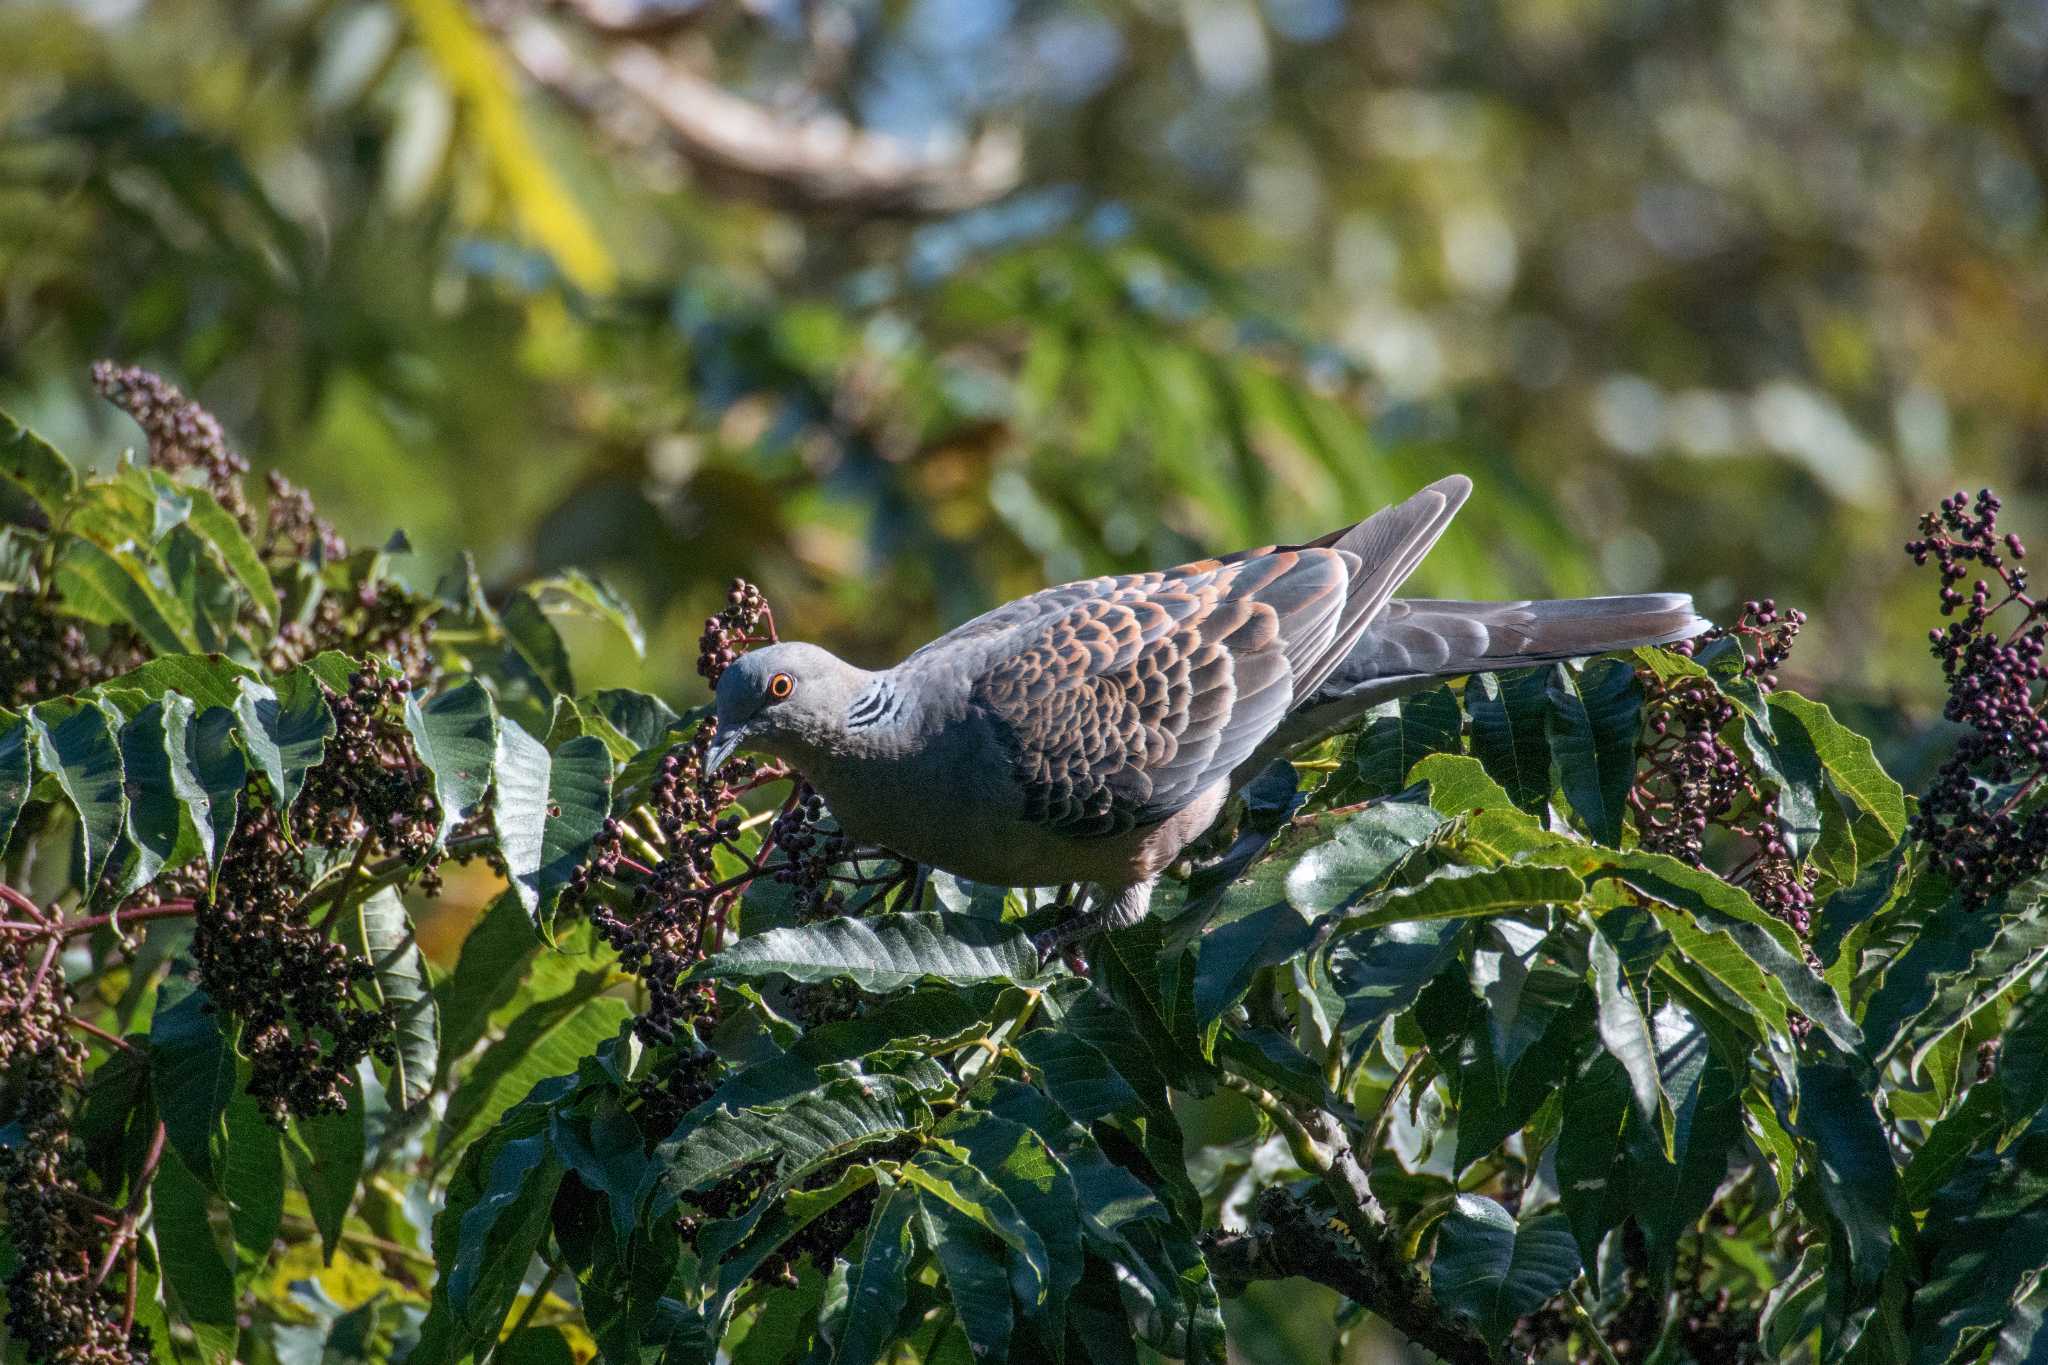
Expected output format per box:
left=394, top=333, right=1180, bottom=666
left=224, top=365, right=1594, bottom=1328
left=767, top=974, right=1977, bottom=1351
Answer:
left=767, top=672, right=795, bottom=701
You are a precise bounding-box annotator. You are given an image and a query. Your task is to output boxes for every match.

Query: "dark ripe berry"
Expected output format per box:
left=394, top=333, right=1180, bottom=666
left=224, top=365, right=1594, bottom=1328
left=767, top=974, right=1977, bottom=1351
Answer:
left=697, top=579, right=774, bottom=685
left=0, top=933, right=149, bottom=1365
left=1904, top=488, right=2048, bottom=907
left=1634, top=602, right=1816, bottom=935
left=186, top=791, right=395, bottom=1126
left=558, top=586, right=903, bottom=1047
left=0, top=595, right=148, bottom=710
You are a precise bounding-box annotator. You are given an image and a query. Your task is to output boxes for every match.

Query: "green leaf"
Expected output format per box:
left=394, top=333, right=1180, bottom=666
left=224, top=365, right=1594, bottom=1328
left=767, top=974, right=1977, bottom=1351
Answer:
left=29, top=696, right=128, bottom=896
left=221, top=1083, right=284, bottom=1290
left=1467, top=669, right=1552, bottom=810
left=234, top=665, right=334, bottom=812
left=163, top=697, right=243, bottom=875
left=1906, top=915, right=2048, bottom=1078
left=552, top=1092, right=650, bottom=1257
left=1768, top=692, right=1907, bottom=843
left=919, top=1201, right=1015, bottom=1362
left=1590, top=925, right=1672, bottom=1147
left=502, top=589, right=576, bottom=695
left=1410, top=751, right=1514, bottom=817
left=443, top=1132, right=566, bottom=1350
left=403, top=679, right=498, bottom=848
left=1327, top=918, right=1468, bottom=1037
left=152, top=1145, right=240, bottom=1364
left=1900, top=1082, right=2002, bottom=1214
left=1193, top=900, right=1317, bottom=1026
left=1578, top=848, right=1860, bottom=1053
left=934, top=1108, right=1084, bottom=1344
left=1910, top=1110, right=2048, bottom=1364
left=0, top=709, right=32, bottom=858
left=114, top=699, right=190, bottom=893
left=108, top=653, right=263, bottom=712
left=649, top=1076, right=928, bottom=1215
left=149, top=976, right=235, bottom=1191
left=1429, top=1194, right=1582, bottom=1340
left=833, top=1185, right=918, bottom=1365
left=1545, top=659, right=1641, bottom=844
left=700, top=911, right=1043, bottom=993
left=1794, top=1051, right=1896, bottom=1303
left=346, top=886, right=438, bottom=1110
left=1624, top=1008, right=1743, bottom=1270
left=1556, top=1053, right=1632, bottom=1271
left=1346, top=686, right=1463, bottom=800
left=441, top=981, right=627, bottom=1167
left=162, top=471, right=275, bottom=627
left=492, top=720, right=612, bottom=928
left=900, top=1152, right=1049, bottom=1307
left=0, top=406, right=79, bottom=510
left=1338, top=862, right=1587, bottom=932
left=149, top=982, right=236, bottom=1195
left=286, top=1072, right=366, bottom=1264
left=529, top=568, right=646, bottom=658
left=52, top=535, right=197, bottom=653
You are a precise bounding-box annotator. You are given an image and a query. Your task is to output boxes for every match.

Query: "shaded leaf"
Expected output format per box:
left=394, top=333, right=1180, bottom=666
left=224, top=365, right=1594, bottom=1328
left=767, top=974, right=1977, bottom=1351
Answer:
left=1429, top=1195, right=1582, bottom=1340
left=440, top=975, right=624, bottom=1167
left=152, top=1145, right=240, bottom=1364
left=286, top=1072, right=366, bottom=1263
left=1545, top=659, right=1641, bottom=844
left=1346, top=686, right=1463, bottom=800
left=149, top=976, right=234, bottom=1191
left=162, top=696, right=243, bottom=875
left=29, top=696, right=128, bottom=896
left=1467, top=669, right=1552, bottom=809
left=0, top=709, right=27, bottom=857
left=833, top=1185, right=918, bottom=1365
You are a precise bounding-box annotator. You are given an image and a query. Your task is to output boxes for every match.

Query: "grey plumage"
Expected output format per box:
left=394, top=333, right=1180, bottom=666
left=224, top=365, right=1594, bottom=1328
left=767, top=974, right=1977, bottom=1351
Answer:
left=705, top=477, right=1708, bottom=940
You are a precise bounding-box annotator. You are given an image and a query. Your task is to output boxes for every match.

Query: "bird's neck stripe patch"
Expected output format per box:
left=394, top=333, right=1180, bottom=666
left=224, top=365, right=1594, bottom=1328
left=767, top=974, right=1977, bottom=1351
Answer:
left=846, top=681, right=902, bottom=731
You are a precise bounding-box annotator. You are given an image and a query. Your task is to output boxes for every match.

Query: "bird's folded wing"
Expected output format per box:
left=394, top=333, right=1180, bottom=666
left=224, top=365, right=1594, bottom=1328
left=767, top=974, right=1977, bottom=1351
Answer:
left=965, top=548, right=1353, bottom=839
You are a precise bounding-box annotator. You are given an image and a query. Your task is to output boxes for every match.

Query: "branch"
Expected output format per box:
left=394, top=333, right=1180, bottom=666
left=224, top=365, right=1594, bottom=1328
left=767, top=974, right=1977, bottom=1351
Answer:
left=1206, top=1187, right=1506, bottom=1365
left=493, top=8, right=1022, bottom=216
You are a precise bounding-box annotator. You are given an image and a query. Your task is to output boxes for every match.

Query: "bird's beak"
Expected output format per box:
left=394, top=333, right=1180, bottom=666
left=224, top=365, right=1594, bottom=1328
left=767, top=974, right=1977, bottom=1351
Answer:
left=704, top=722, right=746, bottom=772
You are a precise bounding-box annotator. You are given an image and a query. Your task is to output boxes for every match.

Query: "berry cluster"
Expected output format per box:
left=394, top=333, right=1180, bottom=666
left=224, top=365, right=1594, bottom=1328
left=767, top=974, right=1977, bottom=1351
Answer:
left=769, top=784, right=855, bottom=922
left=0, top=596, right=146, bottom=710
left=191, top=794, right=395, bottom=1124
left=0, top=934, right=148, bottom=1364
left=698, top=579, right=775, bottom=685
left=1905, top=489, right=2048, bottom=906
left=259, top=468, right=347, bottom=565
left=294, top=670, right=441, bottom=877
left=576, top=735, right=745, bottom=1045
left=569, top=582, right=893, bottom=1044
left=91, top=361, right=251, bottom=527
left=1634, top=603, right=1816, bottom=933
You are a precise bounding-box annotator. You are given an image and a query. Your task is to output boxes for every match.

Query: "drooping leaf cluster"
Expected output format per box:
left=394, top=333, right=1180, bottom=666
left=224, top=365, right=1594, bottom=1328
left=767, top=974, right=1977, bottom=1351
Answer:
left=5, top=378, right=2048, bottom=1365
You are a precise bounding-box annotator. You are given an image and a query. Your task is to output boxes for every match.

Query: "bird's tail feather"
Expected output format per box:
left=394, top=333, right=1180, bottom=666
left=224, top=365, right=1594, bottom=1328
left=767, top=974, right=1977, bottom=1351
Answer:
left=1378, top=594, right=1710, bottom=677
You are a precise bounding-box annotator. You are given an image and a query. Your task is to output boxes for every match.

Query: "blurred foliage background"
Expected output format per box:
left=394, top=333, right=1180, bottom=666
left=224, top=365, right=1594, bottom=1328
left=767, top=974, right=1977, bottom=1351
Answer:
left=7, top=0, right=2046, bottom=1358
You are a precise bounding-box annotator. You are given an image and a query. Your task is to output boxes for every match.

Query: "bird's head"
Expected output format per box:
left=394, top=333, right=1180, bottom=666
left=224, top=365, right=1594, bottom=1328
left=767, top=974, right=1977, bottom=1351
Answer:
left=704, top=642, right=867, bottom=771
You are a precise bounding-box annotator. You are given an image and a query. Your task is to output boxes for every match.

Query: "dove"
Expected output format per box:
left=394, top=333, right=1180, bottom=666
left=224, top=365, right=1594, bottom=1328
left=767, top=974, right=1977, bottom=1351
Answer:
left=705, top=476, right=1707, bottom=938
